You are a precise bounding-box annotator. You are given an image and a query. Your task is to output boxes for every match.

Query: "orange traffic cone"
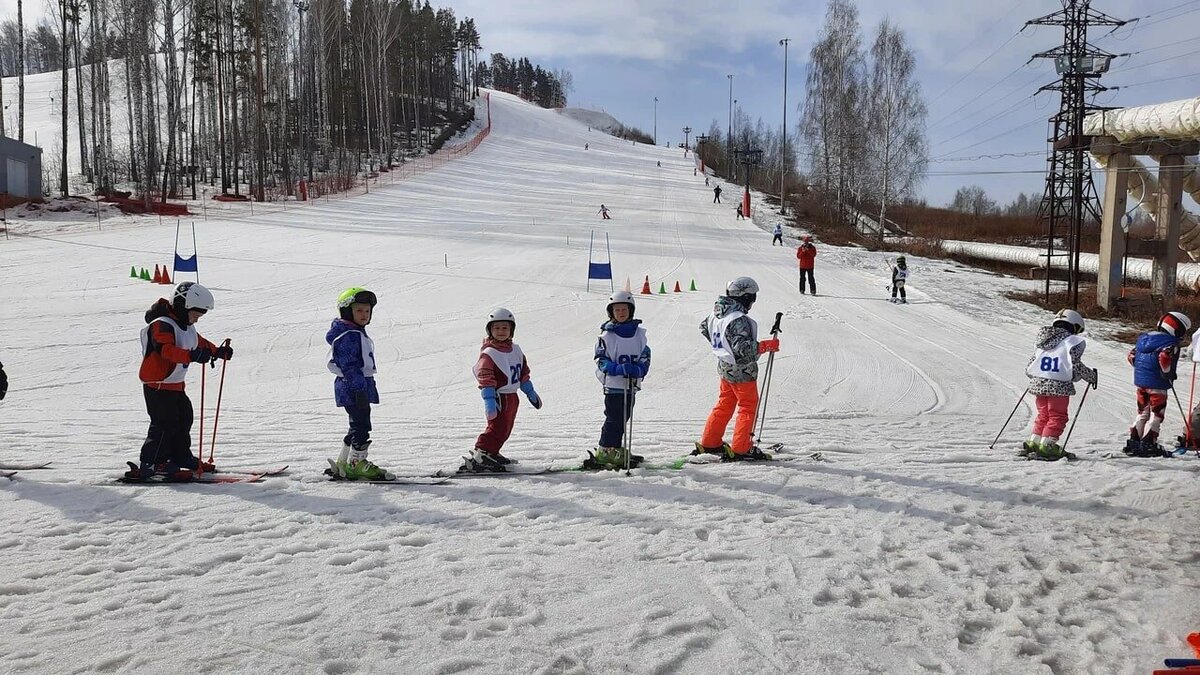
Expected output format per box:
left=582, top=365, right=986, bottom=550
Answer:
left=640, top=275, right=652, bottom=295
left=673, top=281, right=682, bottom=293
left=161, top=265, right=172, bottom=284
left=152, top=265, right=163, bottom=284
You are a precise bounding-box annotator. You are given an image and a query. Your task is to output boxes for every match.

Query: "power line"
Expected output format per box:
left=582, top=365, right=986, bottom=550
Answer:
left=935, top=114, right=1047, bottom=159
left=929, top=150, right=1045, bottom=163
left=1110, top=69, right=1200, bottom=89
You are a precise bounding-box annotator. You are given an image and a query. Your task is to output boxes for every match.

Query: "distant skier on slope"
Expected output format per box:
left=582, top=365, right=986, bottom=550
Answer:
left=889, top=256, right=908, bottom=304
left=326, top=287, right=393, bottom=480
left=771, top=223, right=783, bottom=246
left=584, top=290, right=651, bottom=470
left=797, top=235, right=817, bottom=295
left=598, top=204, right=611, bottom=220
left=1021, top=309, right=1098, bottom=461
left=127, top=282, right=233, bottom=481
left=736, top=204, right=745, bottom=220
left=1125, top=312, right=1190, bottom=456
left=463, top=308, right=543, bottom=472
left=696, top=277, right=775, bottom=462
left=713, top=185, right=722, bottom=203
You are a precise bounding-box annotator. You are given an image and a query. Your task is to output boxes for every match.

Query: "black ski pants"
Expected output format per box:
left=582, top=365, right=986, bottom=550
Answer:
left=344, top=403, right=372, bottom=447
left=799, top=269, right=816, bottom=294
left=140, top=385, right=196, bottom=467
left=599, top=390, right=636, bottom=448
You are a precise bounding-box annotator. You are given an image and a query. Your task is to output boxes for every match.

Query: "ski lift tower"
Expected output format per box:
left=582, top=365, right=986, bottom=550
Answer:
left=1027, top=0, right=1124, bottom=309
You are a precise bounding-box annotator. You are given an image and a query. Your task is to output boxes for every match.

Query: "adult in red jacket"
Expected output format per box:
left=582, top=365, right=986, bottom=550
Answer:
left=796, top=235, right=817, bottom=295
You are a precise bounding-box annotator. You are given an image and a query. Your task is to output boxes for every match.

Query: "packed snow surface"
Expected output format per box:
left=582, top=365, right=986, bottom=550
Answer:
left=1, top=90, right=1198, bottom=674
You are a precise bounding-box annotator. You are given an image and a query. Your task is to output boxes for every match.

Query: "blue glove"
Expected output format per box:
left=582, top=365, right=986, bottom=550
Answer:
left=603, top=360, right=622, bottom=376
left=630, top=362, right=647, bottom=378
left=520, top=380, right=542, bottom=409
left=189, top=347, right=213, bottom=363
left=353, top=390, right=369, bottom=409
left=612, top=363, right=630, bottom=377
left=481, top=387, right=499, bottom=421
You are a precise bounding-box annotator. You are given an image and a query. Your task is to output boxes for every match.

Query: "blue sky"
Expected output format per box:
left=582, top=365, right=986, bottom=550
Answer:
left=4, top=0, right=1195, bottom=206
left=453, top=0, right=1200, bottom=208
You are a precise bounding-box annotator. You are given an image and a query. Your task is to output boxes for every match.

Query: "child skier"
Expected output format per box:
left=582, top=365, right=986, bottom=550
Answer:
left=585, top=291, right=651, bottom=470
left=598, top=204, right=611, bottom=220
left=1022, top=309, right=1098, bottom=460
left=1126, top=311, right=1191, bottom=456
left=127, top=282, right=233, bottom=481
left=696, top=277, right=775, bottom=461
left=464, top=308, right=543, bottom=472
left=327, top=287, right=392, bottom=480
left=771, top=223, right=784, bottom=246
left=890, top=256, right=909, bottom=304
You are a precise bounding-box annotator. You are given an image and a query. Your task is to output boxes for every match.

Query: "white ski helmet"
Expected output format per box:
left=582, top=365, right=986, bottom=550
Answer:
left=607, top=290, right=636, bottom=320
left=726, top=276, right=759, bottom=309
left=1053, top=308, right=1085, bottom=335
left=726, top=276, right=759, bottom=297
left=1159, top=311, right=1192, bottom=337
left=487, top=307, right=516, bottom=337
left=173, top=281, right=214, bottom=314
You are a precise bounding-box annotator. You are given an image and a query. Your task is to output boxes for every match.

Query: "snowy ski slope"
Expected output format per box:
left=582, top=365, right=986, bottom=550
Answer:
left=0, top=89, right=1198, bottom=674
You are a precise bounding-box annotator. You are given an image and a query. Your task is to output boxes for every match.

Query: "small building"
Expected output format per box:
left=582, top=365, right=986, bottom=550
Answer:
left=0, top=135, right=44, bottom=205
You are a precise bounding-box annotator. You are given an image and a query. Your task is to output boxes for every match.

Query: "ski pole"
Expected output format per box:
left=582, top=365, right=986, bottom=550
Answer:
left=988, top=388, right=1029, bottom=449
left=1171, top=383, right=1189, bottom=446
left=208, top=338, right=232, bottom=470
left=624, top=376, right=634, bottom=476
left=1186, top=363, right=1197, bottom=448
left=754, top=312, right=784, bottom=445
left=198, top=355, right=206, bottom=477
left=1061, top=385, right=1091, bottom=453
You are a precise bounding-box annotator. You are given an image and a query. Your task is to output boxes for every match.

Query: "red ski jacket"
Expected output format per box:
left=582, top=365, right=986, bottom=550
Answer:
left=796, top=243, right=817, bottom=270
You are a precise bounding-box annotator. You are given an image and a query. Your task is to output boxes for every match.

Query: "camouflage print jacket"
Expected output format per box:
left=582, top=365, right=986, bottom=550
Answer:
left=699, top=296, right=760, bottom=383
left=1025, top=325, right=1097, bottom=396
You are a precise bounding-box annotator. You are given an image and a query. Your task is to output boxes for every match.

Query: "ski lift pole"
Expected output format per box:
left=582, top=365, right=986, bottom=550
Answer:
left=754, top=312, right=784, bottom=445
left=989, top=388, right=1029, bottom=449
left=208, top=339, right=232, bottom=470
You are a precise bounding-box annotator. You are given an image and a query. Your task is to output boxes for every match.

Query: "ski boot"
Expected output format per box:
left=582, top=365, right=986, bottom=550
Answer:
left=1033, top=442, right=1071, bottom=461
left=1122, top=429, right=1142, bottom=456
left=332, top=441, right=395, bottom=480
left=125, top=461, right=193, bottom=481
left=1018, top=440, right=1041, bottom=457
left=1135, top=435, right=1168, bottom=458
left=179, top=453, right=216, bottom=474
left=692, top=441, right=731, bottom=456
left=722, top=445, right=774, bottom=462
left=459, top=448, right=508, bottom=473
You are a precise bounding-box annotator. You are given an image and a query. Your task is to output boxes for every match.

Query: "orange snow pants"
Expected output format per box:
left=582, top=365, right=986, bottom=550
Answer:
left=701, top=379, right=760, bottom=453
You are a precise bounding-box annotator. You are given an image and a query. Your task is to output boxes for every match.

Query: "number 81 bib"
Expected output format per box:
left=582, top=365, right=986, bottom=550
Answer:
left=1026, top=335, right=1083, bottom=383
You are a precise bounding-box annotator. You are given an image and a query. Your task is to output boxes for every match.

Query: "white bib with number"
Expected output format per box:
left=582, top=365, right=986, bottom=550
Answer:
left=1027, top=335, right=1083, bottom=382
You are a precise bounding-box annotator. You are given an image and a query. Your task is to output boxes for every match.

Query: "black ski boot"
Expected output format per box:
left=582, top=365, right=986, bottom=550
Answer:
left=459, top=449, right=507, bottom=473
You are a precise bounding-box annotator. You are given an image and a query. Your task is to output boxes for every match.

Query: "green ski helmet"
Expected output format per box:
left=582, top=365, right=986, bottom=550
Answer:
left=337, top=287, right=378, bottom=322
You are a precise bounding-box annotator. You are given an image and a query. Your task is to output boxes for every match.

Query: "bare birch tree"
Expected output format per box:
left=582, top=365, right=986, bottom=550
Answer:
left=865, top=18, right=927, bottom=242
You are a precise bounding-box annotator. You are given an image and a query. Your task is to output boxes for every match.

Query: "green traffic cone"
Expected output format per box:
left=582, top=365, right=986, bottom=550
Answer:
left=689, top=279, right=697, bottom=291
left=658, top=282, right=666, bottom=294
left=140, top=268, right=151, bottom=281
left=130, top=266, right=138, bottom=278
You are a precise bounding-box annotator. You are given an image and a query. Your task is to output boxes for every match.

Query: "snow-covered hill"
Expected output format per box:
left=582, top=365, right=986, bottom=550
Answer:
left=0, top=89, right=1197, bottom=674
left=559, top=106, right=628, bottom=135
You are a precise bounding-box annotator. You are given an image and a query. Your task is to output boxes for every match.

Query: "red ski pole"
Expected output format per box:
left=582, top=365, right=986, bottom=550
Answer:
left=208, top=339, right=232, bottom=468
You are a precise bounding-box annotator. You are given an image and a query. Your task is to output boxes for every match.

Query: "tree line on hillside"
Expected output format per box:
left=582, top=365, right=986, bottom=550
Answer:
left=475, top=53, right=570, bottom=109
left=696, top=0, right=928, bottom=238
left=0, top=0, right=571, bottom=204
